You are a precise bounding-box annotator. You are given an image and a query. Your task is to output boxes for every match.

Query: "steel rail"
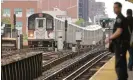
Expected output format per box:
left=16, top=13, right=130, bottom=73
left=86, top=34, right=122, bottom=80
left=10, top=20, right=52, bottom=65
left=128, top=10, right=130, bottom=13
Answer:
left=36, top=48, right=106, bottom=80
left=63, top=51, right=110, bottom=80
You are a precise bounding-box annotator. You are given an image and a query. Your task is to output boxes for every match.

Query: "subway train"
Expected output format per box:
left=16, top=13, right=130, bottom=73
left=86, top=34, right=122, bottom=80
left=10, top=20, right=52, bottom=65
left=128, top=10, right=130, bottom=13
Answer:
left=28, top=13, right=54, bottom=47
left=27, top=13, right=104, bottom=48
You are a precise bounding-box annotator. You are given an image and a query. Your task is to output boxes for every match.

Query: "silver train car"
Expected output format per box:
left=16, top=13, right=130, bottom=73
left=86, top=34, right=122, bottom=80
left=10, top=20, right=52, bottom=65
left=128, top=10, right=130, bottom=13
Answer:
left=28, top=13, right=54, bottom=47
left=54, top=18, right=103, bottom=48
left=27, top=13, right=104, bottom=48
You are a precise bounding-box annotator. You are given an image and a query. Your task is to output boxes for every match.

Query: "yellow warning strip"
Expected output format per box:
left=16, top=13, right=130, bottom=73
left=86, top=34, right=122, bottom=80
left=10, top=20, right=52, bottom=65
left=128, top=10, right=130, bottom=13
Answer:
left=89, top=52, right=129, bottom=80
left=89, top=56, right=116, bottom=80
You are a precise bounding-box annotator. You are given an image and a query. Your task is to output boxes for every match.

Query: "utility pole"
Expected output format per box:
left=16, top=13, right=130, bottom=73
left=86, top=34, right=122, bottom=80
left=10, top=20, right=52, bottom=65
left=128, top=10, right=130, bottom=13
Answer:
left=13, top=14, right=16, bottom=31
left=12, top=14, right=16, bottom=38
left=64, top=19, right=68, bottom=50
left=76, top=31, right=82, bottom=54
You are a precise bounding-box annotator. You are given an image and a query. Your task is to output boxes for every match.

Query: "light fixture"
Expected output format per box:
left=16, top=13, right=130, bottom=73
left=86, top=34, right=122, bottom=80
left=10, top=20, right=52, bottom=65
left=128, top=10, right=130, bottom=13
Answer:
left=30, top=33, right=33, bottom=37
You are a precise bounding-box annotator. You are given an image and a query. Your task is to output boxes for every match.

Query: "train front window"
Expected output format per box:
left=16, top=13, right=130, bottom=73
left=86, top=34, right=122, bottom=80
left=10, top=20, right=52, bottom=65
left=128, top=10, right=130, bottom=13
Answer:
left=38, top=19, right=43, bottom=28
left=47, top=19, right=52, bottom=29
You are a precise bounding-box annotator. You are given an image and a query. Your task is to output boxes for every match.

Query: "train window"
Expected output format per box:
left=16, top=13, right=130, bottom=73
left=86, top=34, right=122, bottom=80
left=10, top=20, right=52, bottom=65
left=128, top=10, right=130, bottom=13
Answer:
left=29, top=21, right=35, bottom=29
left=38, top=19, right=43, bottom=28
left=47, top=19, right=52, bottom=29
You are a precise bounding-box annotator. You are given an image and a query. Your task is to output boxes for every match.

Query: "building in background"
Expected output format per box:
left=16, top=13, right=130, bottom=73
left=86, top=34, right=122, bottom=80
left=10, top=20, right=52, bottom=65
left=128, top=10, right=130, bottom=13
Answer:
left=1, top=0, right=38, bottom=45
left=78, top=0, right=89, bottom=21
left=43, top=8, right=67, bottom=18
left=43, top=8, right=72, bottom=22
left=39, top=0, right=78, bottom=19
left=39, top=0, right=89, bottom=22
left=88, top=0, right=107, bottom=23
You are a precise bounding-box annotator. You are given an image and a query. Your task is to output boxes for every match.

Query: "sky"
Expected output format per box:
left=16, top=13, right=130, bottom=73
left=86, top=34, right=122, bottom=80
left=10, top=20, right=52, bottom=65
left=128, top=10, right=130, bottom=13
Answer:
left=96, top=0, right=133, bottom=18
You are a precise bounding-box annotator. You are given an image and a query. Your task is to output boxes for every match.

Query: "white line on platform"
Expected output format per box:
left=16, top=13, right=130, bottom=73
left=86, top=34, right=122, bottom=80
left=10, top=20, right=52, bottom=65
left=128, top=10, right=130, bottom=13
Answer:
left=89, top=56, right=115, bottom=80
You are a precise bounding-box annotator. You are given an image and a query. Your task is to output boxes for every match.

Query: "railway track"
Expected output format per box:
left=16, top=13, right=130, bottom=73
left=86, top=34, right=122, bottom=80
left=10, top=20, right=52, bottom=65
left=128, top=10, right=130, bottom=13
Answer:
left=76, top=54, right=112, bottom=80
left=36, top=47, right=108, bottom=80
left=42, top=46, right=102, bottom=72
left=62, top=52, right=111, bottom=80
left=42, top=50, right=78, bottom=71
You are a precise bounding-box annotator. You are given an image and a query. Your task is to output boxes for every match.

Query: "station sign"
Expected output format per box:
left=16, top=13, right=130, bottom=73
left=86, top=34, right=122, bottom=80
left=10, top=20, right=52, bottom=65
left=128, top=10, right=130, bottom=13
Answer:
left=39, top=13, right=43, bottom=17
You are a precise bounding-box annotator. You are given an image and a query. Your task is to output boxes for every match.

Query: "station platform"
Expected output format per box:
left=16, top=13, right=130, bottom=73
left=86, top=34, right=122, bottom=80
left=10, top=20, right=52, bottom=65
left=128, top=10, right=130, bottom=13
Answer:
left=89, top=53, right=133, bottom=80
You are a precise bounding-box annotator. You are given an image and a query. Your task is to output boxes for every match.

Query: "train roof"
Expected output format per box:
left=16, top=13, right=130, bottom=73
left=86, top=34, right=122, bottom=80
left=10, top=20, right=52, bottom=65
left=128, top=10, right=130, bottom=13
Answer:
left=84, top=25, right=102, bottom=31
left=54, top=17, right=102, bottom=31
left=70, top=23, right=102, bottom=31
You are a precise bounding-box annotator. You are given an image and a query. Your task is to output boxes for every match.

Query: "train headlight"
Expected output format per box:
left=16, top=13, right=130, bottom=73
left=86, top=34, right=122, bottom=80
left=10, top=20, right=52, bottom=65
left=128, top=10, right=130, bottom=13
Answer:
left=30, top=33, right=33, bottom=37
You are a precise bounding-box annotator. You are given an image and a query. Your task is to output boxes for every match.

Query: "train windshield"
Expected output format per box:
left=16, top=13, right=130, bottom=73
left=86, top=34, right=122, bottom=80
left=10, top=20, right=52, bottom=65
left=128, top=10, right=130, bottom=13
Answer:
left=38, top=19, right=43, bottom=28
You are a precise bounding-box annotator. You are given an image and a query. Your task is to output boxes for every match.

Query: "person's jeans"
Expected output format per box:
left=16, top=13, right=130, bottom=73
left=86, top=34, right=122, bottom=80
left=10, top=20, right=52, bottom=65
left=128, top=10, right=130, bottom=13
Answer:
left=128, top=47, right=133, bottom=68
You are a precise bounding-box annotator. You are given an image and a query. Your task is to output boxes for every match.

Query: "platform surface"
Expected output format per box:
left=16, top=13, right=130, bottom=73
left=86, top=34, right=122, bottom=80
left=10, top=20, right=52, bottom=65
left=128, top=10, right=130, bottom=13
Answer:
left=90, top=53, right=133, bottom=80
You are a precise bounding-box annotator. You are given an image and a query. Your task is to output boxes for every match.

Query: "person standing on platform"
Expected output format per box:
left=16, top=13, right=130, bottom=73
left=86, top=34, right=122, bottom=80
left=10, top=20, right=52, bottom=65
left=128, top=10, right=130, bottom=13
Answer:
left=126, top=9, right=133, bottom=71
left=105, top=2, right=130, bottom=80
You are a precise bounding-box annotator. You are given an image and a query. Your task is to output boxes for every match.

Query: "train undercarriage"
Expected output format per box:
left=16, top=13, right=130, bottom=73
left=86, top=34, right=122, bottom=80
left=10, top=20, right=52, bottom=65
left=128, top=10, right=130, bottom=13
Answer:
left=28, top=39, right=55, bottom=48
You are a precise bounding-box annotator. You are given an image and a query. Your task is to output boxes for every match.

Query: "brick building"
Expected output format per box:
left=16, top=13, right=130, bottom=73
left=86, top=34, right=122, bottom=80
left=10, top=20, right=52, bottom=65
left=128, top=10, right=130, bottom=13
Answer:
left=1, top=0, right=39, bottom=46
left=38, top=0, right=78, bottom=19
left=38, top=0, right=89, bottom=21
left=1, top=0, right=38, bottom=34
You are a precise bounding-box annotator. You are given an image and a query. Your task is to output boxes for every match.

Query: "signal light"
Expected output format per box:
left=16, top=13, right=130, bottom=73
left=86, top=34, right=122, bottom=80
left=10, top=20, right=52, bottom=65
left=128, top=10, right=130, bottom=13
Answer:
left=65, top=20, right=68, bottom=31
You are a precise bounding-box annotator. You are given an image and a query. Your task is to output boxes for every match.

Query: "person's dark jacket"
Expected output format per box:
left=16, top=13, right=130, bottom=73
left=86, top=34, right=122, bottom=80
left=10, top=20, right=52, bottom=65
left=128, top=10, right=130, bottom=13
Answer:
left=126, top=16, right=133, bottom=40
left=127, top=16, right=133, bottom=32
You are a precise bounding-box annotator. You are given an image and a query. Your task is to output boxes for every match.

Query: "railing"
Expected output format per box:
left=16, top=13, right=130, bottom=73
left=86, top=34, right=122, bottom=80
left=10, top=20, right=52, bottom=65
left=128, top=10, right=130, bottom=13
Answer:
left=1, top=47, right=50, bottom=58
left=1, top=52, right=42, bottom=80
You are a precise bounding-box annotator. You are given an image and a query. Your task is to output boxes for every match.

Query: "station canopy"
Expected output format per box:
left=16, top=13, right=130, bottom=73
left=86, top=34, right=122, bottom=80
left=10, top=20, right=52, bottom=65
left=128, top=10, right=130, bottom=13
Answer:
left=126, top=0, right=133, bottom=3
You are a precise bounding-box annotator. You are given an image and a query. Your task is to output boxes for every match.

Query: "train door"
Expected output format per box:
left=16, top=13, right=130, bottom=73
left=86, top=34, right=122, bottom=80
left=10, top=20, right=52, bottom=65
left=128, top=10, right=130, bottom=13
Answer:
left=35, top=18, right=46, bottom=39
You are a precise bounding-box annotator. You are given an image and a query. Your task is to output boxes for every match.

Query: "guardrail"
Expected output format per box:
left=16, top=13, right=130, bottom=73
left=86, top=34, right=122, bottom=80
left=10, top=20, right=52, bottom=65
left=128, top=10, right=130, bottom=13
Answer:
left=1, top=52, right=43, bottom=80
left=2, top=47, right=49, bottom=58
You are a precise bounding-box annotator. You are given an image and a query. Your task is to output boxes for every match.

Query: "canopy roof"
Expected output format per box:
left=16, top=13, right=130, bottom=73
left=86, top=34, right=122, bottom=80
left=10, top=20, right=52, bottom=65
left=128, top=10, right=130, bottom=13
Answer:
left=126, top=0, right=133, bottom=3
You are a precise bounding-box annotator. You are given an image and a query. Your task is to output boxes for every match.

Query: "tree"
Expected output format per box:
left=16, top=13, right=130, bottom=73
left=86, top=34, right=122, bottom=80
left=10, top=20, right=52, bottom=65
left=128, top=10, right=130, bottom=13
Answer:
left=75, top=18, right=85, bottom=26
left=23, top=34, right=28, bottom=42
left=1, top=17, right=15, bottom=29
left=1, top=17, right=10, bottom=24
left=1, top=10, right=14, bottom=29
